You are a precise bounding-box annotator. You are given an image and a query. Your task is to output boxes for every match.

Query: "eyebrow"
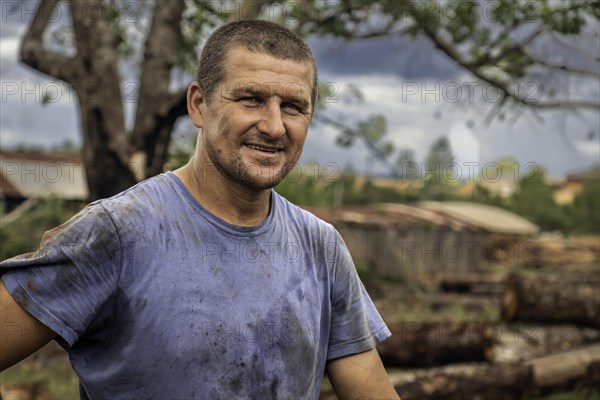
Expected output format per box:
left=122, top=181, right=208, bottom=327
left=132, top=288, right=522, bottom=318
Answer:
left=229, top=86, right=310, bottom=110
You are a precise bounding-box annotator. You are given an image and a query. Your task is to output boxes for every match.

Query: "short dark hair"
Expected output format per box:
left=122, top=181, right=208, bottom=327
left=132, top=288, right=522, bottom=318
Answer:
left=195, top=20, right=317, bottom=110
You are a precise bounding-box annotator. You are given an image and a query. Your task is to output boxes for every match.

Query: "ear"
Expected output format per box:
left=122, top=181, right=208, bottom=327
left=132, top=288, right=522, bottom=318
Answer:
left=187, top=81, right=205, bottom=128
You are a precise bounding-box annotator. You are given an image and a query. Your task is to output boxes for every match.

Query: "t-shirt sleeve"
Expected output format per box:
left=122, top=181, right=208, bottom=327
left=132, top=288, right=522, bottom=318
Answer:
left=327, top=231, right=391, bottom=360
left=0, top=201, right=122, bottom=347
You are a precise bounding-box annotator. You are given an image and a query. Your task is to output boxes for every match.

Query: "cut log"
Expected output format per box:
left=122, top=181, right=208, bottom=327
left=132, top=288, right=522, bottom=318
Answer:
left=438, top=274, right=504, bottom=296
left=320, top=344, right=600, bottom=399
left=390, top=344, right=599, bottom=400
left=377, top=322, right=498, bottom=367
left=525, top=343, right=600, bottom=388
left=389, top=363, right=532, bottom=400
left=501, top=272, right=600, bottom=327
left=490, top=324, right=600, bottom=363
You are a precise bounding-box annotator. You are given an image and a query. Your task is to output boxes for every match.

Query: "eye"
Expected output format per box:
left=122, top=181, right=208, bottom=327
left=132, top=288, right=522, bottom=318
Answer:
left=282, top=102, right=302, bottom=113
left=238, top=96, right=262, bottom=105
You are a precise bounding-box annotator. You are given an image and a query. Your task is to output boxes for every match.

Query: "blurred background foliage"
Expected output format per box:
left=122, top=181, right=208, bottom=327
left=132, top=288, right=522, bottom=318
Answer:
left=9, top=0, right=598, bottom=200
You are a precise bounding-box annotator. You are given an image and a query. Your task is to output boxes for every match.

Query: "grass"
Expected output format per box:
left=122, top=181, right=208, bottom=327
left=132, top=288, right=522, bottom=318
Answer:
left=1, top=197, right=84, bottom=261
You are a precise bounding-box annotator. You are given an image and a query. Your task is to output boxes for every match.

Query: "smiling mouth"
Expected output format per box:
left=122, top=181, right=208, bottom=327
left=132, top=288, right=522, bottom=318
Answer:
left=244, top=144, right=283, bottom=153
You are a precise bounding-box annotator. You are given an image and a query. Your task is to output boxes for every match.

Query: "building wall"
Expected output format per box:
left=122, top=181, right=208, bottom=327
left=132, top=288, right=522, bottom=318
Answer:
left=336, top=224, right=486, bottom=279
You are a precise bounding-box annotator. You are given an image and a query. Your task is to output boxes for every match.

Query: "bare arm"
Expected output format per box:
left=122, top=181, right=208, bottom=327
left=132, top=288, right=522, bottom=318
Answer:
left=0, top=279, right=57, bottom=371
left=326, top=348, right=400, bottom=400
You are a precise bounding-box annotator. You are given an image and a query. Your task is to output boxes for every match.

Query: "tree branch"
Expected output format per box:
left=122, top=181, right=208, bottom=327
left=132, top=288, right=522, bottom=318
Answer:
left=519, top=46, right=600, bottom=78
left=70, top=0, right=132, bottom=171
left=416, top=18, right=599, bottom=110
left=131, top=0, right=185, bottom=175
left=315, top=113, right=398, bottom=171
left=166, top=88, right=189, bottom=119
left=146, top=88, right=189, bottom=174
left=20, top=0, right=77, bottom=83
left=470, top=27, right=544, bottom=68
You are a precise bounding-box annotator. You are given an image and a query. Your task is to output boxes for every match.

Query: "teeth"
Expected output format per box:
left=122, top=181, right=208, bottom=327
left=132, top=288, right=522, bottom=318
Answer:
left=247, top=144, right=277, bottom=153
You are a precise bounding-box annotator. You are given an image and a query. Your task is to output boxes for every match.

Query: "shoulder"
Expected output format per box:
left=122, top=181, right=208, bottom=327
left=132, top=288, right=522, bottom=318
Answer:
left=97, top=173, right=175, bottom=222
left=273, top=191, right=333, bottom=227
left=79, top=174, right=180, bottom=246
left=272, top=191, right=342, bottom=244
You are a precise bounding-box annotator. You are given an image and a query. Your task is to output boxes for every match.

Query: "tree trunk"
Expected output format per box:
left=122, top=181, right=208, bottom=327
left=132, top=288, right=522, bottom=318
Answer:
left=377, top=322, right=497, bottom=367
left=78, top=105, right=137, bottom=200
left=132, top=0, right=186, bottom=179
left=21, top=0, right=190, bottom=200
left=502, top=272, right=600, bottom=327
left=68, top=0, right=138, bottom=200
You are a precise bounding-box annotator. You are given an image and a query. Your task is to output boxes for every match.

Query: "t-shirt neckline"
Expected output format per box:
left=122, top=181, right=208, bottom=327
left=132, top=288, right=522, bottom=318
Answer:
left=165, top=171, right=276, bottom=237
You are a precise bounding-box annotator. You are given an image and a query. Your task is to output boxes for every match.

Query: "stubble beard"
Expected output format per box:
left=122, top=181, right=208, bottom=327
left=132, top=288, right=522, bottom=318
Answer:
left=205, top=141, right=293, bottom=191
left=233, top=153, right=292, bottom=190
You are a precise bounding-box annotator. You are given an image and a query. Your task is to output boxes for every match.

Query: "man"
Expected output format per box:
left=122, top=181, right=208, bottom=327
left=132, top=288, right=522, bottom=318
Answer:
left=1, top=20, right=399, bottom=399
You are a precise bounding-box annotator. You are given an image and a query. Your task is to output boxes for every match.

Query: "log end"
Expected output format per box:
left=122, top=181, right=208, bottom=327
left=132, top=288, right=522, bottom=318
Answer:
left=501, top=273, right=519, bottom=320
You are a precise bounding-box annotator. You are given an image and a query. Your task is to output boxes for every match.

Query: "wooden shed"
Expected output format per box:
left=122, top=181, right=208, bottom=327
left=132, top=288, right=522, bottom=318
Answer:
left=307, top=202, right=539, bottom=280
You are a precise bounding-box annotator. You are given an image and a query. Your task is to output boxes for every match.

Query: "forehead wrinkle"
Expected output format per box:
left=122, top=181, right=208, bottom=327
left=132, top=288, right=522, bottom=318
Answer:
left=222, top=48, right=313, bottom=96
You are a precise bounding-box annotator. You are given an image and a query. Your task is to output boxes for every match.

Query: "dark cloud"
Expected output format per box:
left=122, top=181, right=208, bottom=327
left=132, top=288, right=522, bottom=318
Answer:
left=308, top=35, right=463, bottom=81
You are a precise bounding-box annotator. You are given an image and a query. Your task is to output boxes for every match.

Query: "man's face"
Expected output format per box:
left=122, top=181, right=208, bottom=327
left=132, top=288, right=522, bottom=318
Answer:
left=192, top=46, right=314, bottom=190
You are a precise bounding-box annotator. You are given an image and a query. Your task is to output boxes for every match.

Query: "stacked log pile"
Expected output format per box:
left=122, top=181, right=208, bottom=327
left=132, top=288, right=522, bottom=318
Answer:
left=321, top=344, right=600, bottom=400
left=386, top=343, right=600, bottom=400
left=377, top=321, right=496, bottom=367
left=321, top=268, right=600, bottom=399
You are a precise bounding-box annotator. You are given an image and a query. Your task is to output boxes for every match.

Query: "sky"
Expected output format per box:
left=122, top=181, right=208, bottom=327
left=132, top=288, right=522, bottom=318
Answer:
left=1, top=2, right=599, bottom=179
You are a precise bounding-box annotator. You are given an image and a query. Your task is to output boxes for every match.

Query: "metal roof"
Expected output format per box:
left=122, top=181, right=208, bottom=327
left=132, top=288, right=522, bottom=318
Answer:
left=0, top=151, right=88, bottom=200
left=417, top=201, right=540, bottom=235
left=307, top=201, right=539, bottom=235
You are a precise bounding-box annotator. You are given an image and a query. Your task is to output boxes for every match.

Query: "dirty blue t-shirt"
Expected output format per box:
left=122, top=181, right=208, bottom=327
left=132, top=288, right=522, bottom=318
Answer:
left=1, top=172, right=391, bottom=399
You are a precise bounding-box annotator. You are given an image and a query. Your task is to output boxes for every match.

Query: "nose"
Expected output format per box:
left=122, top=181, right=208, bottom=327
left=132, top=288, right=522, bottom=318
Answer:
left=256, top=102, right=286, bottom=138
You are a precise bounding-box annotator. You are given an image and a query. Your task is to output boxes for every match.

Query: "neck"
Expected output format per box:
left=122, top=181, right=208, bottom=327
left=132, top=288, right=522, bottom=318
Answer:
left=174, top=153, right=271, bottom=227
